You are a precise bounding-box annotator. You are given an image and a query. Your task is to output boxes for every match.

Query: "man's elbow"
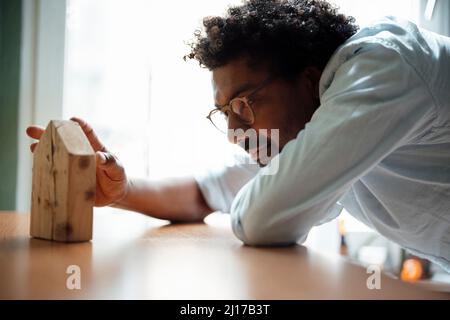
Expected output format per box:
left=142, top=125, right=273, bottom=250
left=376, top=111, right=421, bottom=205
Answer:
left=231, top=209, right=299, bottom=247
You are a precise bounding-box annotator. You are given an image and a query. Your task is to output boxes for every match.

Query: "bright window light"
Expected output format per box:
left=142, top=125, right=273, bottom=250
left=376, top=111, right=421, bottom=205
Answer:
left=332, top=0, right=420, bottom=26
left=64, top=0, right=242, bottom=180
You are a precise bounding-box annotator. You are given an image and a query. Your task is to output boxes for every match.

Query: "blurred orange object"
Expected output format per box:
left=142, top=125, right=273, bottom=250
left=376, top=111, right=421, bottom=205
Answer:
left=401, top=258, right=423, bottom=283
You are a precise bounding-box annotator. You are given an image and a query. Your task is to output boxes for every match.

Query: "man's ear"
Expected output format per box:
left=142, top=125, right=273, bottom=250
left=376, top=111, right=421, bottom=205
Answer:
left=301, top=66, right=322, bottom=99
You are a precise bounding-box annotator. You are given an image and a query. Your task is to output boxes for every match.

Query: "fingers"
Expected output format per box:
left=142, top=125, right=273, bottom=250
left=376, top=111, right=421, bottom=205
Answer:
left=95, top=151, right=126, bottom=182
left=26, top=125, right=45, bottom=140
left=27, top=119, right=109, bottom=156
left=95, top=152, right=127, bottom=206
left=70, top=117, right=107, bottom=152
left=96, top=151, right=107, bottom=165
left=27, top=126, right=44, bottom=153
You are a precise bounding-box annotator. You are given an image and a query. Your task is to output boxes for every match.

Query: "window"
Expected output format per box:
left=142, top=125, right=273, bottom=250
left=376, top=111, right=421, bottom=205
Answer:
left=333, top=0, right=420, bottom=26
left=64, top=0, right=243, bottom=181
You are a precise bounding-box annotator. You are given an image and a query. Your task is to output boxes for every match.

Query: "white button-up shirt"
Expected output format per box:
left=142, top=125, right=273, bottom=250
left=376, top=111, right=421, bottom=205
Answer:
left=195, top=17, right=450, bottom=272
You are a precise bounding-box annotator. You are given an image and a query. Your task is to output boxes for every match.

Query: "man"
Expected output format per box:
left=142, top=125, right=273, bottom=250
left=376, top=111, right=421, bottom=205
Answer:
left=27, top=0, right=450, bottom=271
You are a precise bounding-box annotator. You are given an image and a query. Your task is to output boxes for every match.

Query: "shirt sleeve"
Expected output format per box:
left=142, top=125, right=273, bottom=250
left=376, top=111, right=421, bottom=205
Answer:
left=194, top=159, right=260, bottom=213
left=230, top=41, right=437, bottom=246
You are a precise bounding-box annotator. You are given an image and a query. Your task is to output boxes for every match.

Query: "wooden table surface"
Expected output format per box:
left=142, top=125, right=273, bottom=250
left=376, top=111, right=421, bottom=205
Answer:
left=0, top=210, right=449, bottom=300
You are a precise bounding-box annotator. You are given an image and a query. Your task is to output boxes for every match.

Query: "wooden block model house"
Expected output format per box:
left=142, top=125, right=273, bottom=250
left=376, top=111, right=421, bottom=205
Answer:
left=30, top=120, right=96, bottom=242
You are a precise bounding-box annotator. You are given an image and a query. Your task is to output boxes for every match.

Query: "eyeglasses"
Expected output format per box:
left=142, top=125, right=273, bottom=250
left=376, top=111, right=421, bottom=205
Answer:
left=207, top=77, right=274, bottom=133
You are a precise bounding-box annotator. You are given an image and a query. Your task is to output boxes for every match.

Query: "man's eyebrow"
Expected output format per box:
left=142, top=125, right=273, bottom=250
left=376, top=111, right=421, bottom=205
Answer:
left=214, top=82, right=256, bottom=108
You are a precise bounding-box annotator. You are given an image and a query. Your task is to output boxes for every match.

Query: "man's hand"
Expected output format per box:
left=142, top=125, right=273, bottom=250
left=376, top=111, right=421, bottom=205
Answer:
left=26, top=117, right=128, bottom=207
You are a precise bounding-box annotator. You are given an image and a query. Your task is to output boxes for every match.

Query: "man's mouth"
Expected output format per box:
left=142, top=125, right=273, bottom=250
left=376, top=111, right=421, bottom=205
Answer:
left=238, top=138, right=261, bottom=155
left=238, top=138, right=278, bottom=167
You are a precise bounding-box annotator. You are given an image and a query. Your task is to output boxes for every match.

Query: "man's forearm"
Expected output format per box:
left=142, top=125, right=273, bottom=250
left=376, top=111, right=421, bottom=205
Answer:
left=112, top=177, right=213, bottom=222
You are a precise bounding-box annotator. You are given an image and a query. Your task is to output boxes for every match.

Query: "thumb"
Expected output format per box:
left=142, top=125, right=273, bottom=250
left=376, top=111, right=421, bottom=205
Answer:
left=96, top=151, right=107, bottom=165
left=95, top=151, right=125, bottom=181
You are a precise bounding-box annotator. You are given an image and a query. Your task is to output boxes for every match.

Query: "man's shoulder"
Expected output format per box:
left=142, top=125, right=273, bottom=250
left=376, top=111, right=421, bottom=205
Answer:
left=319, top=17, right=428, bottom=96
left=332, top=16, right=441, bottom=67
left=337, top=16, right=419, bottom=59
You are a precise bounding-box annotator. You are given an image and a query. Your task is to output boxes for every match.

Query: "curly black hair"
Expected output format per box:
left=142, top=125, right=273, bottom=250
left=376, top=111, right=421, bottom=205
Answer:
left=185, top=0, right=358, bottom=79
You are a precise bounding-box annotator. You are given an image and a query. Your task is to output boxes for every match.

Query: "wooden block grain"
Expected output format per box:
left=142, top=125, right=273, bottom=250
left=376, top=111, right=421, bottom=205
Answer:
left=30, top=120, right=96, bottom=242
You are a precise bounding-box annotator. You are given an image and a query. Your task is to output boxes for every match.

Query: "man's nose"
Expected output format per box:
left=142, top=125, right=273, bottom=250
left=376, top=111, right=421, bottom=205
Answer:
left=226, top=115, right=248, bottom=144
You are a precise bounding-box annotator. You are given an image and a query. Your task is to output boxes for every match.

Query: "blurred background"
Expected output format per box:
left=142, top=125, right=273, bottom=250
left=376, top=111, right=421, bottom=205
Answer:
left=1, top=0, right=449, bottom=287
